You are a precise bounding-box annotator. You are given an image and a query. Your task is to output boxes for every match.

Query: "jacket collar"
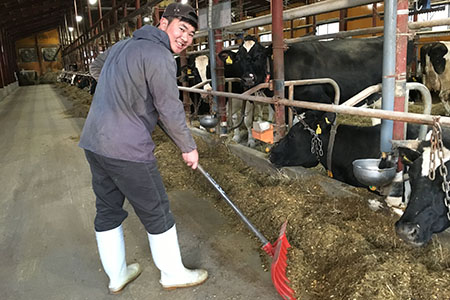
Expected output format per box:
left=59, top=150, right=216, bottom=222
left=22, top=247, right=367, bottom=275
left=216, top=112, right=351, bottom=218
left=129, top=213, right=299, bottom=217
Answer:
left=133, top=25, right=171, bottom=51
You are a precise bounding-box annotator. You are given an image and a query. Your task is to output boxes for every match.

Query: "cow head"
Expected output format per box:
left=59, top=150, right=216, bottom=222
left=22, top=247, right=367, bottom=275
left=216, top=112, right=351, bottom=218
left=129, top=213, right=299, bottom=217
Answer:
left=269, top=110, right=335, bottom=167
left=420, top=42, right=448, bottom=83
left=395, top=141, right=450, bottom=246
left=218, top=36, right=271, bottom=89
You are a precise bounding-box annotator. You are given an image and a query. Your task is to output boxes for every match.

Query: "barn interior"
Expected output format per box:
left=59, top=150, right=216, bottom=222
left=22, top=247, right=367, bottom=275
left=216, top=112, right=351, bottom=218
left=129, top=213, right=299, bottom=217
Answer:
left=1, top=1, right=450, bottom=300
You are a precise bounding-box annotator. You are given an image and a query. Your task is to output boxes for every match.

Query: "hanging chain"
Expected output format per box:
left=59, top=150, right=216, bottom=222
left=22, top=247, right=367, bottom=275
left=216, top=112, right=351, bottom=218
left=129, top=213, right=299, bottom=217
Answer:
left=289, top=107, right=323, bottom=158
left=311, top=134, right=324, bottom=157
left=428, top=119, right=450, bottom=221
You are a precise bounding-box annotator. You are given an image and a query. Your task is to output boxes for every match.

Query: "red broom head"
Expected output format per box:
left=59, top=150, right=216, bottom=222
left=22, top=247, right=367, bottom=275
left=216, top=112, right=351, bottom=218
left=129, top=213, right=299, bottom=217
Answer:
left=263, top=221, right=296, bottom=300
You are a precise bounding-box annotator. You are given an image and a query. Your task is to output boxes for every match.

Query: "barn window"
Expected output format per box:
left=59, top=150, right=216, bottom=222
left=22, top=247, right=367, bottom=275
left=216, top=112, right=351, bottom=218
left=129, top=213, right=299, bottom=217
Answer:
left=223, top=40, right=236, bottom=47
left=316, top=22, right=339, bottom=36
left=260, top=33, right=272, bottom=42
left=410, top=4, right=450, bottom=31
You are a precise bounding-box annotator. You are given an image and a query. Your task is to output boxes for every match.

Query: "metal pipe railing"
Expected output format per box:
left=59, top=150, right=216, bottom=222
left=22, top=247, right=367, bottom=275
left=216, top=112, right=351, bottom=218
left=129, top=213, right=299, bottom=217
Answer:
left=177, top=86, right=450, bottom=127
left=409, top=18, right=450, bottom=29
left=340, top=82, right=431, bottom=140
left=406, top=82, right=432, bottom=140
left=194, top=0, right=377, bottom=38
left=285, top=78, right=340, bottom=129
left=341, top=84, right=382, bottom=107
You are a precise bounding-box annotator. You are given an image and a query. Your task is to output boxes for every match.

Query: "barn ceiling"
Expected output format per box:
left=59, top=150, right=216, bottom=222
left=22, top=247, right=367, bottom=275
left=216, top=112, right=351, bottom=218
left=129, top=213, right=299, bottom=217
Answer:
left=0, top=0, right=447, bottom=43
left=0, top=0, right=311, bottom=42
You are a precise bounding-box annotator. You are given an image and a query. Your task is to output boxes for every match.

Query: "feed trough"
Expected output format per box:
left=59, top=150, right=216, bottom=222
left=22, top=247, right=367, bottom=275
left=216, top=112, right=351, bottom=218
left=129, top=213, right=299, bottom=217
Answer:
left=352, top=158, right=397, bottom=187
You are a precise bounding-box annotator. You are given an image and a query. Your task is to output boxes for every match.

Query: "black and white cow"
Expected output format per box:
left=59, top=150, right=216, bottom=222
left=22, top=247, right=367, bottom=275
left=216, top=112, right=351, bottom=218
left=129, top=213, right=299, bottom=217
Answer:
left=76, top=75, right=92, bottom=90
left=218, top=36, right=421, bottom=126
left=269, top=110, right=383, bottom=186
left=218, top=36, right=386, bottom=108
left=420, top=41, right=450, bottom=115
left=183, top=53, right=272, bottom=146
left=269, top=110, right=422, bottom=187
left=176, top=54, right=212, bottom=117
left=395, top=136, right=450, bottom=246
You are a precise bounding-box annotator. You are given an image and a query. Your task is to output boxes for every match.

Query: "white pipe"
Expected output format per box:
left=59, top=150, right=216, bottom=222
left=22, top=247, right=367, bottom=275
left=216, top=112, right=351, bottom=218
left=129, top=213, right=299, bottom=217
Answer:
left=195, top=0, right=376, bottom=38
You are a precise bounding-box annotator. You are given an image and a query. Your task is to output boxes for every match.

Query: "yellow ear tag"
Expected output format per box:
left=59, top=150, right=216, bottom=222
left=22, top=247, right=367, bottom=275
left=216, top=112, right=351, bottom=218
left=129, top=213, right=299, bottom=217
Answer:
left=187, top=69, right=192, bottom=75
left=226, top=56, right=233, bottom=65
left=325, top=117, right=331, bottom=124
left=369, top=186, right=377, bottom=191
left=402, top=155, right=413, bottom=164
left=316, top=124, right=322, bottom=135
left=327, top=170, right=333, bottom=178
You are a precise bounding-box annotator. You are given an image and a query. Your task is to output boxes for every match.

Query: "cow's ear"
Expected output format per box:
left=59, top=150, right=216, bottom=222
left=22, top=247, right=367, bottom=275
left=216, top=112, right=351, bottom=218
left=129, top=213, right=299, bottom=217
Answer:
left=218, top=50, right=235, bottom=65
left=398, top=147, right=422, bottom=166
left=429, top=43, right=448, bottom=74
left=315, top=112, right=336, bottom=134
left=323, top=112, right=336, bottom=126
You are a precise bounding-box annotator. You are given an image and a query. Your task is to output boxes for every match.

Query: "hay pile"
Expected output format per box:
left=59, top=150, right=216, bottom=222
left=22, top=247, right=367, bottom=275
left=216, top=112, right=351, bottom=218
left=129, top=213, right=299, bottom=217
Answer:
left=39, top=71, right=59, bottom=84
left=151, top=128, right=450, bottom=300
left=54, top=83, right=92, bottom=118
left=55, top=82, right=450, bottom=299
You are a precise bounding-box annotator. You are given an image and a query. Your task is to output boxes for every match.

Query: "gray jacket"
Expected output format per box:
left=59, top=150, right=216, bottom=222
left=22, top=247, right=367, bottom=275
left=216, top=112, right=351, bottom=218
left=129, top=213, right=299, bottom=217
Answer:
left=79, top=25, right=196, bottom=162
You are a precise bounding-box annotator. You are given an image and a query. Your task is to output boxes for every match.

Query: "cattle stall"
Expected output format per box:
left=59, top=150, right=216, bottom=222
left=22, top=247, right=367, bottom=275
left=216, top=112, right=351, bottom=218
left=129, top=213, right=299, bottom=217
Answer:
left=3, top=0, right=450, bottom=299
left=50, top=81, right=450, bottom=299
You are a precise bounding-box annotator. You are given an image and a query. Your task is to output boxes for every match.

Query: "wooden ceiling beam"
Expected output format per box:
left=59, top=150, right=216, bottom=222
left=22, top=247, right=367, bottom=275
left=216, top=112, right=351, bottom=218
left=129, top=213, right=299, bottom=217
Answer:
left=7, top=16, right=64, bottom=38
left=11, top=23, right=63, bottom=41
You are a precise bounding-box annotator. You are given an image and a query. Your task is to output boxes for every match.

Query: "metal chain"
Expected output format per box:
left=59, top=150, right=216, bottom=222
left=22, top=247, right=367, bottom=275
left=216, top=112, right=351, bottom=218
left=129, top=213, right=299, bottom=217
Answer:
left=311, top=135, right=324, bottom=157
left=428, top=119, right=450, bottom=221
left=290, top=107, right=324, bottom=158
left=429, top=121, right=438, bottom=180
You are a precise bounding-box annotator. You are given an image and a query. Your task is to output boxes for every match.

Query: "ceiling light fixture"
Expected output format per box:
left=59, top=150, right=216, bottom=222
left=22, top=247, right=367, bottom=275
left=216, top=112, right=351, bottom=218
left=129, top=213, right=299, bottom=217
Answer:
left=76, top=15, right=83, bottom=22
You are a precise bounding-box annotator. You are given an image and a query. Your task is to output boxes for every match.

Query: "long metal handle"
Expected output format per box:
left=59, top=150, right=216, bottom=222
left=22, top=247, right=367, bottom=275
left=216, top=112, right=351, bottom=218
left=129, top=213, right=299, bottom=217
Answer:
left=196, top=164, right=269, bottom=246
left=157, top=121, right=269, bottom=245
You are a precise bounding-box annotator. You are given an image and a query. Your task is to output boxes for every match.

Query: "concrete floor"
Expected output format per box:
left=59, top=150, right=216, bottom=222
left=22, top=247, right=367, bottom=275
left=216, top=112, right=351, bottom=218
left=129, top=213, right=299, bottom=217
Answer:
left=0, top=85, right=280, bottom=300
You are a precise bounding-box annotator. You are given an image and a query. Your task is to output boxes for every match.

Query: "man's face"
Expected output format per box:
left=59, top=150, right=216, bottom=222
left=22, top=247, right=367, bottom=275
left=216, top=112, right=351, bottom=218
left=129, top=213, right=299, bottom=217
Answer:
left=159, top=18, right=195, bottom=54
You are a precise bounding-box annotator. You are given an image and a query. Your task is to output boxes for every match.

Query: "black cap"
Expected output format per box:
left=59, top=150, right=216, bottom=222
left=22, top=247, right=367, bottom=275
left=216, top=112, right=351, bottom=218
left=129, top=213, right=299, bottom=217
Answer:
left=162, top=3, right=198, bottom=30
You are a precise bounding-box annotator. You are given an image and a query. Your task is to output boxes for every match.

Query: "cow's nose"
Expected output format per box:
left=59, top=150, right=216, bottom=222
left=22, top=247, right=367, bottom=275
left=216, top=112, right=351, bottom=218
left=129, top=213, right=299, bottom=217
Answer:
left=242, top=73, right=255, bottom=87
left=395, top=221, right=420, bottom=243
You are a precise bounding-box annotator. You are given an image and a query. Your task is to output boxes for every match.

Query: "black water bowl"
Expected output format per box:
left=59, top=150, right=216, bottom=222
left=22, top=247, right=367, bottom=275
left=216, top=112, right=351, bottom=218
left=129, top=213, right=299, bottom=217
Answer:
left=199, top=115, right=219, bottom=129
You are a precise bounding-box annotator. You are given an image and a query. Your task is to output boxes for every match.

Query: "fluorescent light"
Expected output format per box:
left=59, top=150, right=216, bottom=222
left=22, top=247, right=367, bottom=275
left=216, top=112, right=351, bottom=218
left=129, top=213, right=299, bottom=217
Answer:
left=89, top=0, right=97, bottom=4
left=68, top=27, right=74, bottom=32
left=76, top=15, right=83, bottom=22
left=143, top=16, right=150, bottom=23
left=181, top=0, right=188, bottom=4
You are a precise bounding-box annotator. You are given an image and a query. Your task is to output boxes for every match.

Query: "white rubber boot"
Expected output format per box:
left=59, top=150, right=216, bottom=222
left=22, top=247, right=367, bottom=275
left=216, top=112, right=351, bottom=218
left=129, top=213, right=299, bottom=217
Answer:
left=147, top=225, right=208, bottom=290
left=95, top=225, right=142, bottom=294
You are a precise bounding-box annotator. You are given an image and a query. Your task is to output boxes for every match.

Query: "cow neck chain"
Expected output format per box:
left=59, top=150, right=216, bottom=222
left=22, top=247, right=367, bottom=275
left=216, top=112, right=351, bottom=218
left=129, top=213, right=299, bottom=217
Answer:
left=292, top=109, right=323, bottom=158
left=428, top=119, right=450, bottom=221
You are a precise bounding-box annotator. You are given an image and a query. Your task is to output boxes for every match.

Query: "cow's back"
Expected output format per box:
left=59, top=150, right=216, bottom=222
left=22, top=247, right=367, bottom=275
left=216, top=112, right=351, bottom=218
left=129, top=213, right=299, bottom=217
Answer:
left=284, top=38, right=383, bottom=102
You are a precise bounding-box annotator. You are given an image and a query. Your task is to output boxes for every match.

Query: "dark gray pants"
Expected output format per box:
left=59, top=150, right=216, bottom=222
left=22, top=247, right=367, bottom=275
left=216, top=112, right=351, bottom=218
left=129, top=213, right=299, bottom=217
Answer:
left=84, top=150, right=175, bottom=234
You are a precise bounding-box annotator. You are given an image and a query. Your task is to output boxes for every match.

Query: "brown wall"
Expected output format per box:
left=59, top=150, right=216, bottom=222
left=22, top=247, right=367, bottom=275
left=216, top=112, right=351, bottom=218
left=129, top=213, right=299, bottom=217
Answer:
left=15, top=28, right=62, bottom=75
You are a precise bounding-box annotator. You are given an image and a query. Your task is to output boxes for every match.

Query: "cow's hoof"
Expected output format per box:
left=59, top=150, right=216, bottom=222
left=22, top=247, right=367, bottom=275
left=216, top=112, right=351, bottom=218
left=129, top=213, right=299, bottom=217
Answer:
left=232, top=135, right=241, bottom=143
left=247, top=139, right=256, bottom=148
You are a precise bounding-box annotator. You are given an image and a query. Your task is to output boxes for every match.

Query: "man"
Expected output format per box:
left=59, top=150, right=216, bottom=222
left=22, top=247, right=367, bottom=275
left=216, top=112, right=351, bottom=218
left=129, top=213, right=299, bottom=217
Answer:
left=79, top=2, right=207, bottom=294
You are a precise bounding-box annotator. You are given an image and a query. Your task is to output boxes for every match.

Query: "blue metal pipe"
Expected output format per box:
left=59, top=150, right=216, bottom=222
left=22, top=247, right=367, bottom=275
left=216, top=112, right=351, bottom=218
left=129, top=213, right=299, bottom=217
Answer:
left=208, top=0, right=218, bottom=113
left=381, top=0, right=397, bottom=153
